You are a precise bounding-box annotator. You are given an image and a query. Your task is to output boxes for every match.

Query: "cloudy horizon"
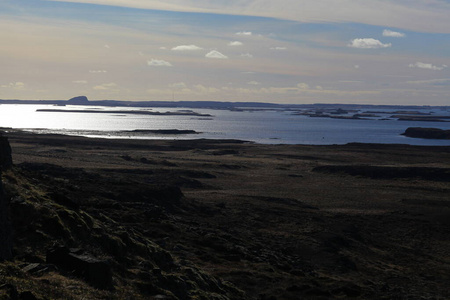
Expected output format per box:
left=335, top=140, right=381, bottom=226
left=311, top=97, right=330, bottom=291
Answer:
left=1, top=0, right=449, bottom=105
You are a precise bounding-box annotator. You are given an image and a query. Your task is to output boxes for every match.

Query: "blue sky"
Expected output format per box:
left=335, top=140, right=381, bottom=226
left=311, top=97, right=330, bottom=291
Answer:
left=1, top=0, right=449, bottom=105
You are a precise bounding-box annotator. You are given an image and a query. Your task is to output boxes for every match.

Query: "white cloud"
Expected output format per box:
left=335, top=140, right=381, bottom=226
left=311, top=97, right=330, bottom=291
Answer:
left=205, top=50, right=228, bottom=59
left=171, top=44, right=203, bottom=51
left=236, top=31, right=252, bottom=36
left=270, top=47, right=287, bottom=50
left=147, top=59, right=173, bottom=66
left=73, top=80, right=87, bottom=84
left=170, top=82, right=187, bottom=89
left=1, top=82, right=25, bottom=89
left=104, top=44, right=110, bottom=48
left=409, top=62, right=447, bottom=71
left=240, top=53, right=253, bottom=58
left=406, top=78, right=450, bottom=85
left=297, top=83, right=309, bottom=90
left=383, top=29, right=405, bottom=37
left=89, top=70, right=107, bottom=73
left=354, top=65, right=360, bottom=69
left=93, top=82, right=117, bottom=90
left=247, top=81, right=260, bottom=85
left=228, top=41, right=243, bottom=46
left=193, top=84, right=220, bottom=94
left=348, top=38, right=392, bottom=49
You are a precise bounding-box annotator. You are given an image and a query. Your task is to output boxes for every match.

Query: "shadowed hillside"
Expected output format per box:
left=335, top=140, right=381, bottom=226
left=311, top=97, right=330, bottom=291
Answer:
left=1, top=130, right=450, bottom=299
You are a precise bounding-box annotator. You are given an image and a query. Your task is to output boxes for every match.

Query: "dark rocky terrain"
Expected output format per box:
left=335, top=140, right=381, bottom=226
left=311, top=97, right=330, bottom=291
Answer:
left=1, top=130, right=450, bottom=299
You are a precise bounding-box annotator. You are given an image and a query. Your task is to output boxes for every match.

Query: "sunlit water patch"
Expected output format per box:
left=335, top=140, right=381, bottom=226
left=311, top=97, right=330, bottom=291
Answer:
left=1, top=104, right=450, bottom=145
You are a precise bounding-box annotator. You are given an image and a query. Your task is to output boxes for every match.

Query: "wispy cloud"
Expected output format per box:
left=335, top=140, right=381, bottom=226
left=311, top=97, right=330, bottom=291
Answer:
left=93, top=82, right=117, bottom=90
left=270, top=47, right=287, bottom=50
left=89, top=70, right=107, bottom=73
left=382, top=29, right=405, bottom=37
left=1, top=82, right=25, bottom=89
left=171, top=45, right=203, bottom=51
left=73, top=80, right=88, bottom=84
left=44, top=0, right=450, bottom=33
left=205, top=50, right=228, bottom=59
left=169, top=82, right=187, bottom=89
left=409, top=62, right=447, bottom=71
left=297, top=83, right=309, bottom=90
left=247, top=81, right=260, bottom=85
left=348, top=38, right=392, bottom=49
left=406, top=78, right=450, bottom=85
left=228, top=41, right=243, bottom=46
left=147, top=59, right=173, bottom=66
left=240, top=53, right=253, bottom=58
left=236, top=31, right=252, bottom=36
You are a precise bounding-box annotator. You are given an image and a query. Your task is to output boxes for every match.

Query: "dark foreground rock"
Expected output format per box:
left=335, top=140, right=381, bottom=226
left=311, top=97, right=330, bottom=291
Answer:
left=0, top=133, right=12, bottom=260
left=402, top=127, right=450, bottom=139
left=46, top=246, right=113, bottom=290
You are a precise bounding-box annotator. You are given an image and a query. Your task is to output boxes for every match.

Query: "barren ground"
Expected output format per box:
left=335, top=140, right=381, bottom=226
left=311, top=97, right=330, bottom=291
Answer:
left=1, top=130, right=450, bottom=299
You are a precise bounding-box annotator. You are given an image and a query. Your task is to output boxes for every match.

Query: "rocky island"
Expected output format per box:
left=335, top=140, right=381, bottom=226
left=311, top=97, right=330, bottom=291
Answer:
left=0, top=130, right=449, bottom=299
left=402, top=127, right=450, bottom=139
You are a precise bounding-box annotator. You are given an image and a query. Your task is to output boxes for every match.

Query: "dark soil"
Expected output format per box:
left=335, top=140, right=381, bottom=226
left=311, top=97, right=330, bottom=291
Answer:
left=1, top=130, right=450, bottom=299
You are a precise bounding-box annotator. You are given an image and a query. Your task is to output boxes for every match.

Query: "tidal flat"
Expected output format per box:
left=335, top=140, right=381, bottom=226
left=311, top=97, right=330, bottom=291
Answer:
left=1, top=130, right=450, bottom=299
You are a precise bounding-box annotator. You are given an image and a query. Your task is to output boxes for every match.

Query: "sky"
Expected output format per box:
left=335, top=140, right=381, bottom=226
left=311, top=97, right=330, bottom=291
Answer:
left=1, top=0, right=449, bottom=105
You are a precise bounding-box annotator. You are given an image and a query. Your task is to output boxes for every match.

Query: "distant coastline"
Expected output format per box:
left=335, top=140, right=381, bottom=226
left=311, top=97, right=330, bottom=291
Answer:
left=1, top=96, right=450, bottom=145
left=36, top=108, right=212, bottom=117
left=1, top=96, right=449, bottom=111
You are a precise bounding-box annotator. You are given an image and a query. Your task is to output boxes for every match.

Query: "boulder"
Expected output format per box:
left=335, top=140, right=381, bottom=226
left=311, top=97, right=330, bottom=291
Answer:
left=46, top=246, right=113, bottom=289
left=0, top=134, right=12, bottom=169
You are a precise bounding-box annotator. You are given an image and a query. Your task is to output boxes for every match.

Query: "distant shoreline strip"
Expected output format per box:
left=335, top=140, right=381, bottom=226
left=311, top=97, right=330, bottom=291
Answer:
left=36, top=109, right=212, bottom=117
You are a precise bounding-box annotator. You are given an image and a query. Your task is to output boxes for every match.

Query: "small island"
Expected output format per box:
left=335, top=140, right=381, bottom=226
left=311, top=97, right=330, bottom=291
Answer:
left=402, top=127, right=450, bottom=139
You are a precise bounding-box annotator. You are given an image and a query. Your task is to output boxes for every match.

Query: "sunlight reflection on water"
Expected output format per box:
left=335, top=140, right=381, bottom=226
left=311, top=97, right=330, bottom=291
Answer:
left=1, top=104, right=450, bottom=145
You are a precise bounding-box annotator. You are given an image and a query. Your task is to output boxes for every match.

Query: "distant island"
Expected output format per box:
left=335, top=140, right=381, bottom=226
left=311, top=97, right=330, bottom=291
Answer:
left=402, top=127, right=450, bottom=139
left=1, top=95, right=448, bottom=111
left=67, top=95, right=89, bottom=105
left=36, top=108, right=212, bottom=117
left=1, top=96, right=450, bottom=123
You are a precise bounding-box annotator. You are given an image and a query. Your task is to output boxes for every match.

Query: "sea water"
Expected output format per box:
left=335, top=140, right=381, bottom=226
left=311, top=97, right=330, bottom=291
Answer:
left=1, top=104, right=450, bottom=146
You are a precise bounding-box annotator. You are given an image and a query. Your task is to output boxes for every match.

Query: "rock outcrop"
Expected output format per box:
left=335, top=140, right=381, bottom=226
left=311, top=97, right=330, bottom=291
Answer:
left=67, top=95, right=89, bottom=105
left=0, top=133, right=13, bottom=260
left=46, top=246, right=113, bottom=290
left=402, top=127, right=450, bottom=140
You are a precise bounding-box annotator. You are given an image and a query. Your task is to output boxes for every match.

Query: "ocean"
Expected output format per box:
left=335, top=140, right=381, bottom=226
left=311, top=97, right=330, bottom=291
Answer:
left=1, top=104, right=450, bottom=146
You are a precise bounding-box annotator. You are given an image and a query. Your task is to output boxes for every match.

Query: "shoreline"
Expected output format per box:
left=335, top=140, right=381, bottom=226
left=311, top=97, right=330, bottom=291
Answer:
left=3, top=127, right=450, bottom=148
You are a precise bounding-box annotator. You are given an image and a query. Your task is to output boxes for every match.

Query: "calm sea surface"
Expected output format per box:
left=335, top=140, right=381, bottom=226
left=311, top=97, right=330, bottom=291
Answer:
left=1, top=104, right=450, bottom=145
